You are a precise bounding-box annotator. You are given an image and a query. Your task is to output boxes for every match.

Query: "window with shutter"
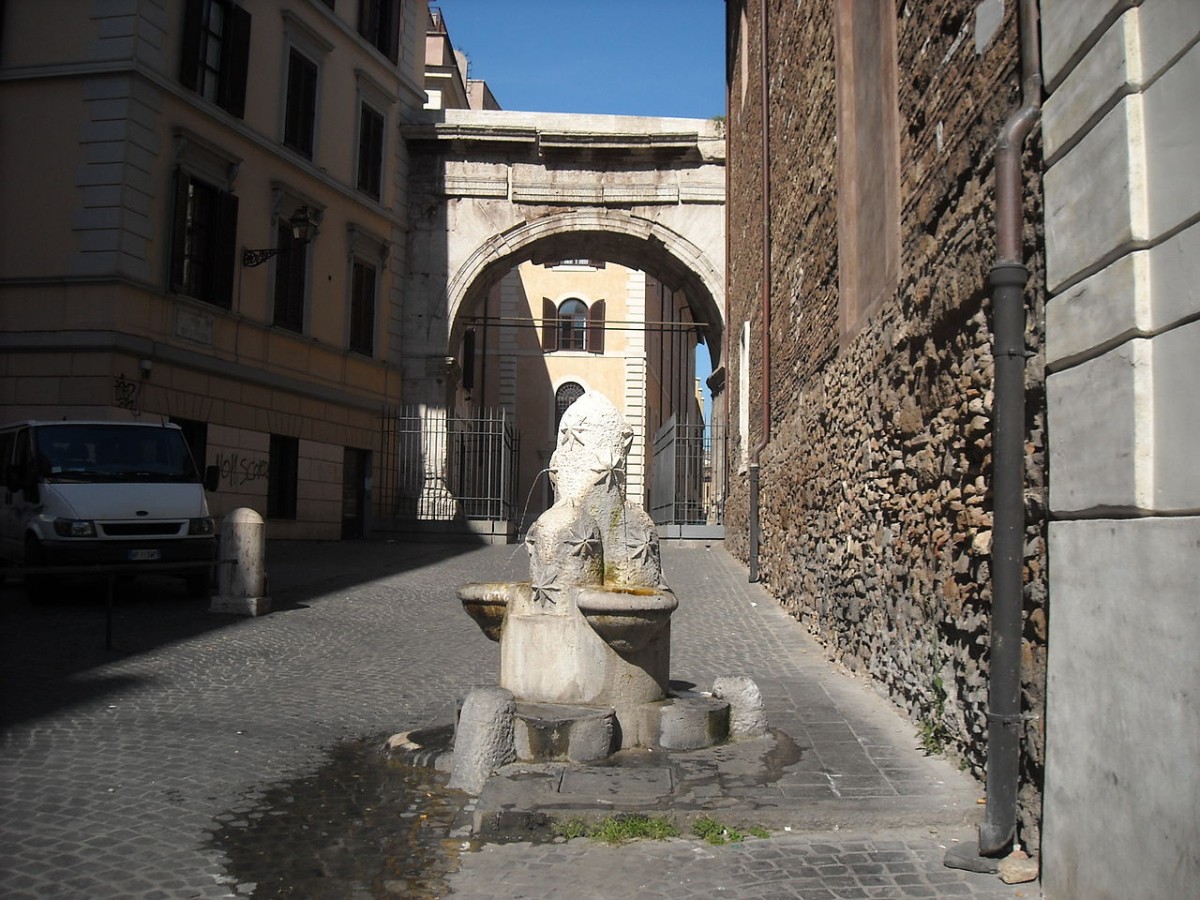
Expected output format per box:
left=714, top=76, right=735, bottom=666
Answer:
left=587, top=298, right=605, bottom=354
left=272, top=221, right=307, bottom=333
left=349, top=260, right=376, bottom=354
left=179, top=0, right=250, bottom=118
left=358, top=0, right=400, bottom=63
left=541, top=297, right=558, bottom=351
left=357, top=103, right=385, bottom=197
left=169, top=168, right=238, bottom=309
left=284, top=49, right=318, bottom=158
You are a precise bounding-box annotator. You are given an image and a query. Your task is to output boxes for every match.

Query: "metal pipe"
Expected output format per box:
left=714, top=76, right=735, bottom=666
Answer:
left=749, top=0, right=771, bottom=583
left=979, top=0, right=1042, bottom=858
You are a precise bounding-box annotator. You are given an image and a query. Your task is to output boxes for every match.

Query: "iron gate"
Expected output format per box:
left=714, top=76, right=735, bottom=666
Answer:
left=650, top=415, right=725, bottom=528
left=378, top=406, right=519, bottom=525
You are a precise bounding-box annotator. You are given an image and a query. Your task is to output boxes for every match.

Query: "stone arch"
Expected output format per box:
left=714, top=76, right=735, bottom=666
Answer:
left=445, top=209, right=725, bottom=370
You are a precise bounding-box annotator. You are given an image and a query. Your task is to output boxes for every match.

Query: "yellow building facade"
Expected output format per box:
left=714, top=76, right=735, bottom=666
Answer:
left=0, top=0, right=427, bottom=539
left=457, top=260, right=702, bottom=529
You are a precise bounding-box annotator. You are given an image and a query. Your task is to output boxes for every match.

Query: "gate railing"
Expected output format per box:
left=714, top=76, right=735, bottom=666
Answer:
left=650, top=416, right=725, bottom=527
left=378, top=406, right=519, bottom=524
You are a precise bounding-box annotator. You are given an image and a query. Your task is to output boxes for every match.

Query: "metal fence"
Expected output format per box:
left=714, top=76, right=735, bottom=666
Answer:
left=650, top=416, right=725, bottom=527
left=377, top=406, right=519, bottom=524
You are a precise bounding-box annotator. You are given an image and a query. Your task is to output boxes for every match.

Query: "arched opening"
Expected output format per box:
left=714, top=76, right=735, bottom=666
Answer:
left=443, top=218, right=726, bottom=534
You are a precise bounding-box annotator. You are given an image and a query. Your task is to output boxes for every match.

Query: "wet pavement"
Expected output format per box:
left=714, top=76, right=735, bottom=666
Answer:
left=1, top=540, right=1040, bottom=898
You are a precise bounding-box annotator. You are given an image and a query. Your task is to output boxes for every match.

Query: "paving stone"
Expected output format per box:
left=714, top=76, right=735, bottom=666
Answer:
left=1, top=542, right=1039, bottom=899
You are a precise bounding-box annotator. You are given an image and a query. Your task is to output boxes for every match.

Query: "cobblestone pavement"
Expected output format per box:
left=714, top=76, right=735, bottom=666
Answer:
left=0, top=541, right=1040, bottom=898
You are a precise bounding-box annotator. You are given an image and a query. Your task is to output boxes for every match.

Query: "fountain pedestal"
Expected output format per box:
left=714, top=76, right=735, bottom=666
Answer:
left=454, top=391, right=740, bottom=783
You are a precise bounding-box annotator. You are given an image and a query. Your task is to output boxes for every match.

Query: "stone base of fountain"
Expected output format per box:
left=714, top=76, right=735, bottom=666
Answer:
left=446, top=391, right=765, bottom=793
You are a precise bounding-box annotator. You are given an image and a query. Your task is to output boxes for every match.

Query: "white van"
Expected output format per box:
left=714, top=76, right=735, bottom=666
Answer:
left=0, top=420, right=219, bottom=599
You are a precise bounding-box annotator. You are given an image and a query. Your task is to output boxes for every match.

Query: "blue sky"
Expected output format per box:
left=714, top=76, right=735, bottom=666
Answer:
left=433, top=0, right=727, bottom=120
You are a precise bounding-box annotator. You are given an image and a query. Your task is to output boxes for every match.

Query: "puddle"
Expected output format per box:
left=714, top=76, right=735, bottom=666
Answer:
left=208, top=734, right=470, bottom=899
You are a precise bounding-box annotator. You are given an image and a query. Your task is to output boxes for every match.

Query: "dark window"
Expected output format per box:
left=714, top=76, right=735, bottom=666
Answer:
left=349, top=260, right=376, bottom=354
left=272, top=221, right=307, bottom=332
left=179, top=0, right=251, bottom=118
left=558, top=299, right=588, bottom=351
left=284, top=49, right=318, bottom=158
left=268, top=434, right=299, bottom=519
left=555, top=382, right=585, bottom=432
left=358, top=0, right=400, bottom=62
left=170, top=169, right=238, bottom=309
left=357, top=103, right=384, bottom=198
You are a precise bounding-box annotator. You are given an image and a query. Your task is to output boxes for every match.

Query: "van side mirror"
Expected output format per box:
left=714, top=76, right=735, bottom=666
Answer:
left=204, top=465, right=220, bottom=493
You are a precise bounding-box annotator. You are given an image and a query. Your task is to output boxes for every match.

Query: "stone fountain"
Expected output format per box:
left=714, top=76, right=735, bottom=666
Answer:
left=450, top=391, right=758, bottom=794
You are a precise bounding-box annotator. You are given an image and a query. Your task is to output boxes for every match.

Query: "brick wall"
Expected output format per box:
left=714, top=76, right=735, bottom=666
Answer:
left=725, top=0, right=1047, bottom=851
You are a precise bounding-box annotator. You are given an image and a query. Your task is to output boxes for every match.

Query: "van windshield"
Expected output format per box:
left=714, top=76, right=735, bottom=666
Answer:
left=34, top=424, right=201, bottom=484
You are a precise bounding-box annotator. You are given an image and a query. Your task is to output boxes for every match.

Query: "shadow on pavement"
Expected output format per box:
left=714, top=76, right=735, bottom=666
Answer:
left=0, top=537, right=492, bottom=731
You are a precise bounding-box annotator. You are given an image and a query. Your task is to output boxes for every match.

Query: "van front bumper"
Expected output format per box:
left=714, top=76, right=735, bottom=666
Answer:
left=38, top=537, right=217, bottom=571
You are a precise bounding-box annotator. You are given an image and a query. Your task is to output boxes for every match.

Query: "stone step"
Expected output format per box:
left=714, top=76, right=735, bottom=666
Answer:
left=637, top=694, right=731, bottom=751
left=514, top=702, right=616, bottom=763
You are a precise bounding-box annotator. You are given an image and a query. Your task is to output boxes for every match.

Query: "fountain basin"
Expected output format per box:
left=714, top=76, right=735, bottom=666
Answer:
left=459, top=582, right=527, bottom=642
left=576, top=586, right=678, bottom=653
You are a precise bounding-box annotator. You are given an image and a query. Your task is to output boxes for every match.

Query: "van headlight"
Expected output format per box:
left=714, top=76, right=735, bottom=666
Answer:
left=188, top=517, right=215, bottom=536
left=54, top=518, right=97, bottom=537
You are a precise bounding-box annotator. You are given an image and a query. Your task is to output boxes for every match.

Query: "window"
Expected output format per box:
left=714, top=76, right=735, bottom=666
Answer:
left=349, top=259, right=376, bottom=354
left=558, top=299, right=588, bottom=351
left=541, top=297, right=605, bottom=353
left=358, top=0, right=400, bottom=63
left=272, top=219, right=308, bottom=333
left=170, top=169, right=239, bottom=309
left=834, top=0, right=900, bottom=342
left=357, top=103, right=385, bottom=198
left=268, top=435, right=299, bottom=519
left=284, top=49, right=318, bottom=158
left=555, top=382, right=585, bottom=432
left=179, top=0, right=251, bottom=117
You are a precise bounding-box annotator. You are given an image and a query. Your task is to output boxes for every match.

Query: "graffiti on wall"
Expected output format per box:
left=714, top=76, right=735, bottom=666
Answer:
left=216, top=451, right=269, bottom=488
left=114, top=373, right=141, bottom=416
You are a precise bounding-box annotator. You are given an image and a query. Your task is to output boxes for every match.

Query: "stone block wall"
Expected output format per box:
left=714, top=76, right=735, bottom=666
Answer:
left=725, top=0, right=1047, bottom=850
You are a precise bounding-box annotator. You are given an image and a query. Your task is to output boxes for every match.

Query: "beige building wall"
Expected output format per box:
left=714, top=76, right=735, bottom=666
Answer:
left=0, top=0, right=428, bottom=540
left=458, top=260, right=699, bottom=528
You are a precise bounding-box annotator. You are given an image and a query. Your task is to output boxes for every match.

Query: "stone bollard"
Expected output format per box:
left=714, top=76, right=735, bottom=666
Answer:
left=209, top=508, right=270, bottom=617
left=712, top=675, right=768, bottom=738
left=448, top=687, right=516, bottom=795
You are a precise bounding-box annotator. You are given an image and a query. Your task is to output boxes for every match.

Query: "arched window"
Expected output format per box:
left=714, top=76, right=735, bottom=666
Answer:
left=541, top=297, right=605, bottom=353
left=558, top=299, right=588, bottom=350
left=554, top=382, right=585, bottom=432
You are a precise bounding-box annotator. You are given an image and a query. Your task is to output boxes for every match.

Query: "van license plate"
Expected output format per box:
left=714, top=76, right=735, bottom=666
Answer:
left=128, top=549, right=161, bottom=561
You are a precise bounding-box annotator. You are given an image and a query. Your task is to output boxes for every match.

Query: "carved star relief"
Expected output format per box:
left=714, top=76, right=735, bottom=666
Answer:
left=625, top=530, right=658, bottom=563
left=530, top=570, right=564, bottom=607
left=590, top=450, right=625, bottom=492
left=565, top=522, right=601, bottom=559
left=559, top=422, right=587, bottom=451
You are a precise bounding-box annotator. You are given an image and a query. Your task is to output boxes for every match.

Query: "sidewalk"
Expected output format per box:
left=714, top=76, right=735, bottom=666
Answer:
left=439, top=543, right=1036, bottom=899
left=0, top=540, right=1038, bottom=898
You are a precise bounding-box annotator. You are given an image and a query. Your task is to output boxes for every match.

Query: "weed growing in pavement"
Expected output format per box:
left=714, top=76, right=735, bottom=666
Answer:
left=918, top=658, right=954, bottom=756
left=691, top=815, right=770, bottom=845
left=553, top=813, right=680, bottom=845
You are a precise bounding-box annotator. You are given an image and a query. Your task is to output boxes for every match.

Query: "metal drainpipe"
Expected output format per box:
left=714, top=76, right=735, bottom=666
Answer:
left=979, top=0, right=1042, bottom=857
left=748, top=0, right=771, bottom=583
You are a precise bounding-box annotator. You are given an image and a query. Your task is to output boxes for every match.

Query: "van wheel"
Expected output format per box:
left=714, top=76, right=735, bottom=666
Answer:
left=24, top=537, right=57, bottom=604
left=185, top=570, right=213, bottom=599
